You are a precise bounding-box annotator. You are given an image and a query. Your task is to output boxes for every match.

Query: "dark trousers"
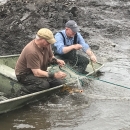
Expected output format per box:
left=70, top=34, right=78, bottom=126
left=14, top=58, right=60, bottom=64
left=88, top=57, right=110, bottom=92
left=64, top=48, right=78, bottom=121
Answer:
left=59, top=50, right=89, bottom=72
left=16, top=73, right=64, bottom=96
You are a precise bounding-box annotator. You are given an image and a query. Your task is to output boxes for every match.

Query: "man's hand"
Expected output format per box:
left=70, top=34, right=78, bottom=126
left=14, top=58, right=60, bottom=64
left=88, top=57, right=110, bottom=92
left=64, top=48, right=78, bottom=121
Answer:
left=90, top=54, right=97, bottom=63
left=63, top=44, right=82, bottom=53
left=73, top=44, right=82, bottom=50
left=54, top=71, right=66, bottom=79
left=86, top=48, right=97, bottom=63
left=57, top=59, right=65, bottom=67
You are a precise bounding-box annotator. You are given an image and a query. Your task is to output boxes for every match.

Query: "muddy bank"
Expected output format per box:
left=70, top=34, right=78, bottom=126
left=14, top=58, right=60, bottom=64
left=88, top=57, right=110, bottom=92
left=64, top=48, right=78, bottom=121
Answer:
left=0, top=0, right=130, bottom=63
left=0, top=0, right=83, bottom=54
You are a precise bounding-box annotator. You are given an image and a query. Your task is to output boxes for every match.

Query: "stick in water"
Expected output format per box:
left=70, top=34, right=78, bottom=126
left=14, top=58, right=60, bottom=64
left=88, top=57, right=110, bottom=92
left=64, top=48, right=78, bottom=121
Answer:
left=90, top=60, right=96, bottom=75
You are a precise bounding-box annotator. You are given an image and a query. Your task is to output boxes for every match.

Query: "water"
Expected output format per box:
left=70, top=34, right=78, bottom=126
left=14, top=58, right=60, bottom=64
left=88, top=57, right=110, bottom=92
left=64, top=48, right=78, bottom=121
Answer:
left=1, top=76, right=130, bottom=130
left=1, top=92, right=130, bottom=130
left=0, top=0, right=7, bottom=5
left=0, top=0, right=130, bottom=130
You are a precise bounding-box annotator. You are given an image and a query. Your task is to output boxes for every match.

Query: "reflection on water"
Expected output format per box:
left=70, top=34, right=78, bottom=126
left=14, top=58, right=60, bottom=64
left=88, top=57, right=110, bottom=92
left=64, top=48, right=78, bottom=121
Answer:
left=0, top=0, right=7, bottom=5
left=1, top=79, right=130, bottom=130
left=0, top=92, right=89, bottom=130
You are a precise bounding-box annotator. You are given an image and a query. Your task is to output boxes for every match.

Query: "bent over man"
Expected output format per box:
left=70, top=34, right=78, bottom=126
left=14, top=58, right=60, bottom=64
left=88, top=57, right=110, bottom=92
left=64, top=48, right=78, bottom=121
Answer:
left=15, top=28, right=66, bottom=96
left=54, top=20, right=97, bottom=74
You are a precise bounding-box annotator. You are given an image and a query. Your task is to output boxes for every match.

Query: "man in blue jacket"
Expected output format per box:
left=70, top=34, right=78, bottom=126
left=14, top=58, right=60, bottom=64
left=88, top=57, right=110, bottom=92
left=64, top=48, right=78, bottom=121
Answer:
left=54, top=20, right=97, bottom=74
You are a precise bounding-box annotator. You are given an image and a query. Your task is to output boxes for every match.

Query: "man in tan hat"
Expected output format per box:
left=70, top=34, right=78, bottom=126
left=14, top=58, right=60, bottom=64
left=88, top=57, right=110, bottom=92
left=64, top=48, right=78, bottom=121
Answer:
left=15, top=28, right=66, bottom=95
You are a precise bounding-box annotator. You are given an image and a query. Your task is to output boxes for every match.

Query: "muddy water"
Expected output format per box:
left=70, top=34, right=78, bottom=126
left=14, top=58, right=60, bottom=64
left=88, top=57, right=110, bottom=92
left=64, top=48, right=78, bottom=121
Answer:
left=0, top=0, right=130, bottom=130
left=1, top=80, right=130, bottom=130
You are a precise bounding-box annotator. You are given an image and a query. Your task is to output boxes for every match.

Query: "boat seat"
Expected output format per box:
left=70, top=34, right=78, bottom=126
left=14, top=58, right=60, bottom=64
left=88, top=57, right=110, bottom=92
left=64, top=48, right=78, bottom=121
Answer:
left=0, top=96, right=8, bottom=101
left=0, top=64, right=17, bottom=81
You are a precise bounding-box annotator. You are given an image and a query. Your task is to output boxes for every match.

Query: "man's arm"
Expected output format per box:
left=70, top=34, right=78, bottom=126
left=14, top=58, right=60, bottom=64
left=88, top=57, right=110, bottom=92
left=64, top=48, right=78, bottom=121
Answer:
left=54, top=32, right=65, bottom=54
left=86, top=48, right=97, bottom=63
left=55, top=32, right=83, bottom=54
left=62, top=45, right=82, bottom=54
left=77, top=33, right=97, bottom=62
left=50, top=56, right=65, bottom=67
left=32, top=69, right=48, bottom=77
left=31, top=68, right=66, bottom=79
left=77, top=33, right=90, bottom=52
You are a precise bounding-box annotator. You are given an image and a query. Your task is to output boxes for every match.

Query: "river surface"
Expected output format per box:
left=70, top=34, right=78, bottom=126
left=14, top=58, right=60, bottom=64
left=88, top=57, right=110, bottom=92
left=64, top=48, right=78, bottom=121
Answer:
left=0, top=0, right=130, bottom=130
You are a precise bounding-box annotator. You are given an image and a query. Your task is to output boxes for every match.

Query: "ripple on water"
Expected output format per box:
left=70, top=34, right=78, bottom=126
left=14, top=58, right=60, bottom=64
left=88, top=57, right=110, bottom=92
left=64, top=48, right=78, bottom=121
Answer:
left=13, top=124, right=35, bottom=129
left=34, top=93, right=89, bottom=112
left=0, top=0, right=7, bottom=5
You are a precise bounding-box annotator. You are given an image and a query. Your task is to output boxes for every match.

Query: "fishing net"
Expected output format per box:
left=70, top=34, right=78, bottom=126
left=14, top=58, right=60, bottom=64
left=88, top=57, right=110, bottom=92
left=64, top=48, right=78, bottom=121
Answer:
left=49, top=50, right=103, bottom=87
left=58, top=50, right=89, bottom=74
left=48, top=61, right=90, bottom=87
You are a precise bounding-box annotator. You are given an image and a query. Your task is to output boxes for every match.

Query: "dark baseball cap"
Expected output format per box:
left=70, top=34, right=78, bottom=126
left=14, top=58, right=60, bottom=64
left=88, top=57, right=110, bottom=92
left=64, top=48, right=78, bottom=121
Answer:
left=65, top=20, right=80, bottom=33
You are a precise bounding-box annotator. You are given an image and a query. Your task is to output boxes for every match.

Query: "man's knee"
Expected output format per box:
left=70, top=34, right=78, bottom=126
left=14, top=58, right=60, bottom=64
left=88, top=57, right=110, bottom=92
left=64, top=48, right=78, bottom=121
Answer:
left=78, top=55, right=89, bottom=64
left=49, top=78, right=65, bottom=87
left=85, top=58, right=89, bottom=64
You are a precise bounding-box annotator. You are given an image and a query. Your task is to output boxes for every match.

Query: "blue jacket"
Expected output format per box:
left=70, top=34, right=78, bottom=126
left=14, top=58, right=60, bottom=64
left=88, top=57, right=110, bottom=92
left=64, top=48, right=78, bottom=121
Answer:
left=54, top=30, right=89, bottom=54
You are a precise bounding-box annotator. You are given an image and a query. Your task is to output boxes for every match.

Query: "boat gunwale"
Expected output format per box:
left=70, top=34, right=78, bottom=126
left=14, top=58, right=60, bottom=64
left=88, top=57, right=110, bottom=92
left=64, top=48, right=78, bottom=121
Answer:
left=0, top=54, right=20, bottom=58
left=0, top=81, right=76, bottom=105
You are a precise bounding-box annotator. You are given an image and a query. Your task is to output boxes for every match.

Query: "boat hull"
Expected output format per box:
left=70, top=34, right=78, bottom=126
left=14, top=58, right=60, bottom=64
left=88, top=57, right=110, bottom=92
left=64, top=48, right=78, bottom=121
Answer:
left=0, top=54, right=104, bottom=114
left=0, top=84, right=64, bottom=114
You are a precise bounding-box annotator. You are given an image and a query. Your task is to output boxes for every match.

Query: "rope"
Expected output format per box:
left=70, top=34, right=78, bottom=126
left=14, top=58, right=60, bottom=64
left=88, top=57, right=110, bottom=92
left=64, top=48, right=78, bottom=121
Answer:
left=86, top=75, right=130, bottom=90
left=67, top=67, right=130, bottom=90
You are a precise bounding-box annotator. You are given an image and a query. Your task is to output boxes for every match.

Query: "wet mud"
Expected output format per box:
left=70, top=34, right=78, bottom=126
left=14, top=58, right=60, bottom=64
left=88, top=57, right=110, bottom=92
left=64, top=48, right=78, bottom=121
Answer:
left=0, top=0, right=129, bottom=58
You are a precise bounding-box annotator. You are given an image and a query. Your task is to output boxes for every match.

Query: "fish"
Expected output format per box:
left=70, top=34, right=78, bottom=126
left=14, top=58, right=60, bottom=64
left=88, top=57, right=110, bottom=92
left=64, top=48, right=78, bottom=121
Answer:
left=62, top=84, right=83, bottom=94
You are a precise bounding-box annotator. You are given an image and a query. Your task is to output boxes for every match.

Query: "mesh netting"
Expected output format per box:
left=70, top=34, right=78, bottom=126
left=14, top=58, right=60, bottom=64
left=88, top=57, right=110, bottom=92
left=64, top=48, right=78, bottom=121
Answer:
left=48, top=63, right=88, bottom=87
left=54, top=50, right=89, bottom=74
left=49, top=50, right=103, bottom=87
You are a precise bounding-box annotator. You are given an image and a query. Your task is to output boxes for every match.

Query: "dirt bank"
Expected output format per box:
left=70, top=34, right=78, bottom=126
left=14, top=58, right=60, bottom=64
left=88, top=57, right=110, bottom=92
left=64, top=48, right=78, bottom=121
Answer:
left=0, top=0, right=130, bottom=63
